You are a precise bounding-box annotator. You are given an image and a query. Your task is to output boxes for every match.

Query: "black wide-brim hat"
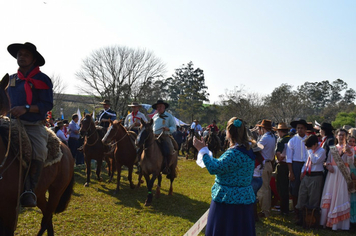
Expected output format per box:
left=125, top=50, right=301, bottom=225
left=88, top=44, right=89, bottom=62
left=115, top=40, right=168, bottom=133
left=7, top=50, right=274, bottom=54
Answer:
left=7, top=42, right=45, bottom=66
left=152, top=99, right=169, bottom=110
left=320, top=122, right=334, bottom=131
left=290, top=119, right=308, bottom=128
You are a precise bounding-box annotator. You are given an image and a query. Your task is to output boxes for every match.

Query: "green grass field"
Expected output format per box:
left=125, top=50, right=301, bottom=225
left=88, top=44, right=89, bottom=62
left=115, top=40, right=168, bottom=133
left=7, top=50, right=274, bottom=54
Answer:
left=15, top=156, right=355, bottom=235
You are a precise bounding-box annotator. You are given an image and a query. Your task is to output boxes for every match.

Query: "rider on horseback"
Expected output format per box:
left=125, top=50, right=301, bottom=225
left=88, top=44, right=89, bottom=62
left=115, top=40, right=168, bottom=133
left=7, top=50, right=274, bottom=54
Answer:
left=152, top=100, right=177, bottom=175
left=7, top=42, right=53, bottom=207
left=207, top=120, right=222, bottom=150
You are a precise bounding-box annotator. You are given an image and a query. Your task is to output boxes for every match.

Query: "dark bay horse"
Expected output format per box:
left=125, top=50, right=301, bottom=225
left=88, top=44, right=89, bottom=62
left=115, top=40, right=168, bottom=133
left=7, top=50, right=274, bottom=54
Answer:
left=102, top=120, right=137, bottom=194
left=206, top=132, right=221, bottom=157
left=135, top=119, right=177, bottom=206
left=182, top=128, right=199, bottom=160
left=0, top=74, right=74, bottom=236
left=79, top=114, right=112, bottom=187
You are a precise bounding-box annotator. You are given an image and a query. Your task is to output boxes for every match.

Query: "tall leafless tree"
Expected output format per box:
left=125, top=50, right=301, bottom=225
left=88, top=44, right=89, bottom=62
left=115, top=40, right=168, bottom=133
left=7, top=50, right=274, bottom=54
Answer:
left=76, top=46, right=166, bottom=116
left=51, top=73, right=67, bottom=117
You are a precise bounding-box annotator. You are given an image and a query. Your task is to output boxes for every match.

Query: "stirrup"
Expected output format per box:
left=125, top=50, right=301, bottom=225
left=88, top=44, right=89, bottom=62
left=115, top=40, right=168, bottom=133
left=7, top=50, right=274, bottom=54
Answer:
left=20, top=190, right=37, bottom=207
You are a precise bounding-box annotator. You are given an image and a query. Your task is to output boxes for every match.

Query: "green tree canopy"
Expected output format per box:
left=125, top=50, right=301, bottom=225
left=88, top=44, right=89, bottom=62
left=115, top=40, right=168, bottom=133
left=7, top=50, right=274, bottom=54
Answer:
left=332, top=112, right=356, bottom=129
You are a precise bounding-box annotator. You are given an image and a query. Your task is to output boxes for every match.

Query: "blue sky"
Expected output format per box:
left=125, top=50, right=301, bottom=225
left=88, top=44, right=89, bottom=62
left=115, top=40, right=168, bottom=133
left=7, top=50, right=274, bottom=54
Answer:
left=1, top=0, right=355, bottom=103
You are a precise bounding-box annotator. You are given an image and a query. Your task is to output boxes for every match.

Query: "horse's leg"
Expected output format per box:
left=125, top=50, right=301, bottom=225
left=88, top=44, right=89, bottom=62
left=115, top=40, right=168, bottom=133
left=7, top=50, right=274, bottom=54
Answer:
left=114, top=164, right=122, bottom=194
left=145, top=174, right=156, bottom=206
left=106, top=157, right=112, bottom=182
left=84, top=157, right=91, bottom=187
left=96, top=159, right=103, bottom=182
left=128, top=165, right=135, bottom=189
left=155, top=173, right=162, bottom=199
left=136, top=168, right=143, bottom=188
left=168, top=175, right=175, bottom=196
left=36, top=194, right=48, bottom=235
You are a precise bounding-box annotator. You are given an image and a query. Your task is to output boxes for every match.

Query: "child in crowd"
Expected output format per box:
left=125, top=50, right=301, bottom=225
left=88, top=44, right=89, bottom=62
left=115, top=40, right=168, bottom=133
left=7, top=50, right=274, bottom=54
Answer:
left=295, top=135, right=325, bottom=225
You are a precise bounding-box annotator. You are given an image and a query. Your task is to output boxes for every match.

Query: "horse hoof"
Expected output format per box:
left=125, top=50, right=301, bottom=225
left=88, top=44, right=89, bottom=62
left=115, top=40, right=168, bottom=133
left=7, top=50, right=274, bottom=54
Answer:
left=84, top=182, right=89, bottom=187
left=98, top=177, right=103, bottom=182
left=144, top=201, right=151, bottom=207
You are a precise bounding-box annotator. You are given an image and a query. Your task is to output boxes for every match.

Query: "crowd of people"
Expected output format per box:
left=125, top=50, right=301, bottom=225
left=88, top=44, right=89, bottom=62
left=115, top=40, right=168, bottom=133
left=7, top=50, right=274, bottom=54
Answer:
left=193, top=116, right=356, bottom=235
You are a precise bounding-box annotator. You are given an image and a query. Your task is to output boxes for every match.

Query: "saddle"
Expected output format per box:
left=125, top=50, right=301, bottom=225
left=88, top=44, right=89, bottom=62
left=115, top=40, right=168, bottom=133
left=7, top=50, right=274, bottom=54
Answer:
left=0, top=117, right=62, bottom=168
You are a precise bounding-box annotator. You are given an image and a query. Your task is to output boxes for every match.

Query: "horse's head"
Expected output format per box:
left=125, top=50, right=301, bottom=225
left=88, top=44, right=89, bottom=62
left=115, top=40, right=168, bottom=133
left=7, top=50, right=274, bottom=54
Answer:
left=0, top=74, right=10, bottom=116
left=136, top=119, right=153, bottom=147
left=102, top=119, right=122, bottom=144
left=79, top=113, right=94, bottom=136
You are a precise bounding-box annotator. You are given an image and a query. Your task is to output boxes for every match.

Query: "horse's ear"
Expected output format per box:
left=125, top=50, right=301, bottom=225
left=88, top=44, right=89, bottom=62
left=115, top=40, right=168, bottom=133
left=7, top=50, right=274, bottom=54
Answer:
left=0, top=74, right=9, bottom=90
left=141, top=119, right=146, bottom=126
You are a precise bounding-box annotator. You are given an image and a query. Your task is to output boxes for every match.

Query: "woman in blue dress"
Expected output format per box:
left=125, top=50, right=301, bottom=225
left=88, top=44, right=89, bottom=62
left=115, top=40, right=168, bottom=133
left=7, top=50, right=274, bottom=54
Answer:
left=194, top=117, right=256, bottom=236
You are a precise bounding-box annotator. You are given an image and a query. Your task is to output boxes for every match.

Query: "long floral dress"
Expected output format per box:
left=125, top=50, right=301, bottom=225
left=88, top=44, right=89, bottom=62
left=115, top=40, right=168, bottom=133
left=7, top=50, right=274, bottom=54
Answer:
left=320, top=144, right=353, bottom=230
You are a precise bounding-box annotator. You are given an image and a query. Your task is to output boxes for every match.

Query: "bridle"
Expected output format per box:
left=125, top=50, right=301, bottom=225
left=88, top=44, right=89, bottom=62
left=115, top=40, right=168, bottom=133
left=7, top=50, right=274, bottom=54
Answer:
left=83, top=120, right=99, bottom=147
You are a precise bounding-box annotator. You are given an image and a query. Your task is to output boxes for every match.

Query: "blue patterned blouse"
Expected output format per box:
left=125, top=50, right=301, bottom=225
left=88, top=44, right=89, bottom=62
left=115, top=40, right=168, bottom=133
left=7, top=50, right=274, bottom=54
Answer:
left=202, top=146, right=256, bottom=205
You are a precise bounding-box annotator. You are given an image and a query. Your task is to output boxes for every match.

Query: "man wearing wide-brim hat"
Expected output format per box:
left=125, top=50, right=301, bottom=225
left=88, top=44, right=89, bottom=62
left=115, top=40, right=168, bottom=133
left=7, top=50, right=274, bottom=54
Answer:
left=97, top=99, right=117, bottom=129
left=124, top=102, right=147, bottom=134
left=255, top=119, right=277, bottom=218
left=286, top=118, right=308, bottom=219
left=274, top=122, right=292, bottom=215
left=151, top=99, right=178, bottom=175
left=190, top=119, right=202, bottom=134
left=7, top=42, right=53, bottom=207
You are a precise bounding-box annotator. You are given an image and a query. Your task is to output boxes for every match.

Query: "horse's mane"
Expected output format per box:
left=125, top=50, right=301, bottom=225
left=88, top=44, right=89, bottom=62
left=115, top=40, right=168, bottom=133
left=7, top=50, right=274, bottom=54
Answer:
left=0, top=74, right=10, bottom=116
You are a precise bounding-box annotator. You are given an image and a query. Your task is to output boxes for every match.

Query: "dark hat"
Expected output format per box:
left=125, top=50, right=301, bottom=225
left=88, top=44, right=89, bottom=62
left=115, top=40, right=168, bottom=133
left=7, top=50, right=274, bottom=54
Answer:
left=256, top=119, right=272, bottom=130
left=212, top=120, right=217, bottom=123
left=56, top=121, right=64, bottom=128
left=289, top=128, right=297, bottom=135
left=194, top=119, right=199, bottom=123
left=152, top=99, right=169, bottom=110
left=128, top=102, right=142, bottom=107
left=7, top=42, right=45, bottom=66
left=320, top=122, right=333, bottom=131
left=273, top=122, right=289, bottom=131
left=306, top=122, right=314, bottom=132
left=100, top=99, right=111, bottom=105
left=290, top=119, right=308, bottom=128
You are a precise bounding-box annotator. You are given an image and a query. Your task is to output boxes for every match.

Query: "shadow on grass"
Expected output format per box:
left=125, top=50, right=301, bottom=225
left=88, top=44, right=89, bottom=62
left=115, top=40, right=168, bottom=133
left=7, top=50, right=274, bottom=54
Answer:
left=74, top=164, right=210, bottom=224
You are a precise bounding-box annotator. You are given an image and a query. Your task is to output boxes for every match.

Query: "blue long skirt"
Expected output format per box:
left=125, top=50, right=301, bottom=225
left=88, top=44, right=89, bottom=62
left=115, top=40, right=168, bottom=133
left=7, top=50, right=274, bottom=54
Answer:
left=205, top=200, right=256, bottom=236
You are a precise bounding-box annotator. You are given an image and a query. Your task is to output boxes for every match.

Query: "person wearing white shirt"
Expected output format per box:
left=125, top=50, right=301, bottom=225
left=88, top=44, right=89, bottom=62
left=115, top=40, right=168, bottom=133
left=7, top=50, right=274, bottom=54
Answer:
left=256, top=119, right=277, bottom=218
left=190, top=119, right=202, bottom=135
left=295, top=135, right=326, bottom=225
left=286, top=119, right=309, bottom=218
left=55, top=121, right=69, bottom=145
left=124, top=102, right=148, bottom=134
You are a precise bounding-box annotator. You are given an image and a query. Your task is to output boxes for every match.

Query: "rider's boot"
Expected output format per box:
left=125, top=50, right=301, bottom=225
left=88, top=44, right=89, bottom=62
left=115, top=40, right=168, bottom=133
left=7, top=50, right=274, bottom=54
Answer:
left=161, top=155, right=171, bottom=175
left=20, top=160, right=44, bottom=207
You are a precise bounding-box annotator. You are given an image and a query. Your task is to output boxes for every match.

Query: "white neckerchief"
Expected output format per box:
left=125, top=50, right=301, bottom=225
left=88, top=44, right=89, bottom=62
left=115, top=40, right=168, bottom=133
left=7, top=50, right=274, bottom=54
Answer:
left=99, top=108, right=115, bottom=121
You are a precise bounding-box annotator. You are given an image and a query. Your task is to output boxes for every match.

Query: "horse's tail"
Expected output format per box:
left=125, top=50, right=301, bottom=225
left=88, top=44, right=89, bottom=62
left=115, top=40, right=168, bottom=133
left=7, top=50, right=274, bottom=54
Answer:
left=55, top=174, right=74, bottom=214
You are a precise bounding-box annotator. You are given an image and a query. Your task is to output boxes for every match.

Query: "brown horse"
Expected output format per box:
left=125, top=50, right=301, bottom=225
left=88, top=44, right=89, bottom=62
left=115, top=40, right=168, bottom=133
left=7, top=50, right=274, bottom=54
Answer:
left=79, top=114, right=111, bottom=187
left=206, top=132, right=221, bottom=157
left=102, top=120, right=137, bottom=194
left=0, top=74, right=74, bottom=236
left=135, top=119, right=177, bottom=206
left=182, top=128, right=199, bottom=160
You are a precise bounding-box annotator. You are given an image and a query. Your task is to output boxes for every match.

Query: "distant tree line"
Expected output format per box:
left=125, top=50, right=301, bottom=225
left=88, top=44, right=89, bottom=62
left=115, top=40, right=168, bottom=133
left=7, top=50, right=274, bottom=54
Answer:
left=62, top=44, right=356, bottom=129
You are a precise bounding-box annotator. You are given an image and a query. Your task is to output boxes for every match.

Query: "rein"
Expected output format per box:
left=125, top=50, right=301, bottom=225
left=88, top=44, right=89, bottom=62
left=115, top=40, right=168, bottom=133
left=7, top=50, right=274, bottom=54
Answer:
left=84, top=122, right=99, bottom=147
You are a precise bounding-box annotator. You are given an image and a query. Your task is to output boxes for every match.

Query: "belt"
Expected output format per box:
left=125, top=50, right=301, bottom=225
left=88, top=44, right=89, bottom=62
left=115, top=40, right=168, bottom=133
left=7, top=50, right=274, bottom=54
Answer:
left=293, top=161, right=304, bottom=164
left=278, top=162, right=288, bottom=165
left=265, top=160, right=273, bottom=163
left=306, top=171, right=323, bottom=176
